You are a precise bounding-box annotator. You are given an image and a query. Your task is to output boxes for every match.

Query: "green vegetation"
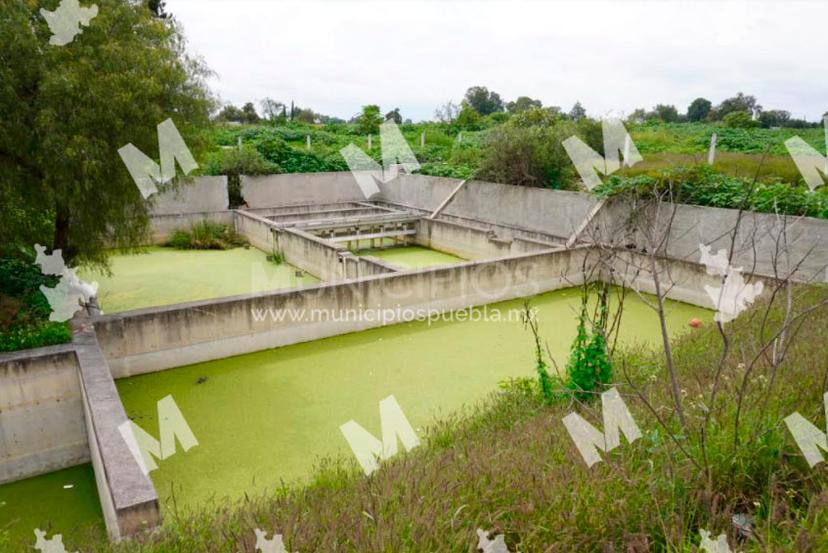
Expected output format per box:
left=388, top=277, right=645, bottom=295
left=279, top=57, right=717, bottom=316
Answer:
left=0, top=258, right=72, bottom=352
left=596, top=165, right=828, bottom=218
left=201, top=103, right=825, bottom=203
left=166, top=222, right=248, bottom=251
left=1, top=0, right=213, bottom=268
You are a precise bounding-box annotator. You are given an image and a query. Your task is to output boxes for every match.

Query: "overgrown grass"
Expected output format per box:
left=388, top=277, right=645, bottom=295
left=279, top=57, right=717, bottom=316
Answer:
left=166, top=222, right=249, bottom=251
left=42, top=285, right=828, bottom=551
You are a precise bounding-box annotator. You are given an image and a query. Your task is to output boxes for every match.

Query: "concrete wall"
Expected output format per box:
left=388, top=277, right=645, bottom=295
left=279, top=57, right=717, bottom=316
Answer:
left=149, top=211, right=235, bottom=244
left=0, top=345, right=88, bottom=484
left=0, top=330, right=160, bottom=539
left=241, top=173, right=368, bottom=208
left=379, top=175, right=601, bottom=239
left=415, top=219, right=557, bottom=261
left=590, top=199, right=828, bottom=282
left=94, top=248, right=588, bottom=378
left=74, top=328, right=159, bottom=539
left=150, top=176, right=228, bottom=216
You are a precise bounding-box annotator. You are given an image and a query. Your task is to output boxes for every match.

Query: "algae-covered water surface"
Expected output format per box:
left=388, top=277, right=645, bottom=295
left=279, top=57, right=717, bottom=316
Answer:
left=0, top=464, right=104, bottom=546
left=115, top=287, right=711, bottom=514
left=357, top=244, right=466, bottom=268
left=79, top=247, right=319, bottom=313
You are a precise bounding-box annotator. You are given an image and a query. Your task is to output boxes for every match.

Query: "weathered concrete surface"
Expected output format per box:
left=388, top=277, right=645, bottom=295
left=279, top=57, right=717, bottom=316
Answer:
left=150, top=176, right=228, bottom=216
left=0, top=344, right=88, bottom=484
left=74, top=325, right=159, bottom=539
left=241, top=173, right=368, bottom=207
left=149, top=210, right=235, bottom=244
left=94, top=248, right=588, bottom=377
left=379, top=175, right=602, bottom=239
left=590, top=199, right=828, bottom=283
left=415, top=219, right=555, bottom=261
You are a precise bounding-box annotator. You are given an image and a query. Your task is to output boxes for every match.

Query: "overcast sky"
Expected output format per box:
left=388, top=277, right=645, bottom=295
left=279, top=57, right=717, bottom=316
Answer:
left=166, top=0, right=828, bottom=122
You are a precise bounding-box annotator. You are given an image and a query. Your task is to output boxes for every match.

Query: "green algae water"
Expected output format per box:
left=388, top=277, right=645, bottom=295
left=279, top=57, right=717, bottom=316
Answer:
left=79, top=247, right=319, bottom=313
left=0, top=464, right=104, bottom=547
left=357, top=245, right=466, bottom=269
left=115, top=288, right=711, bottom=514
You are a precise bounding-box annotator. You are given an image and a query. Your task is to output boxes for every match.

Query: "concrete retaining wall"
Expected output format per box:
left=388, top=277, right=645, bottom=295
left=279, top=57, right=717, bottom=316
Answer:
left=150, top=176, right=228, bottom=216
left=241, top=173, right=367, bottom=208
left=379, top=175, right=601, bottom=239
left=149, top=211, right=235, bottom=244
left=94, top=248, right=588, bottom=378
left=415, top=219, right=556, bottom=260
left=0, top=345, right=88, bottom=484
left=590, top=199, right=828, bottom=283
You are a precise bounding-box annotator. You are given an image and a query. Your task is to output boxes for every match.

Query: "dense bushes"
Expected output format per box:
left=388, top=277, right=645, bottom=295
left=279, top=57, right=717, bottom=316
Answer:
left=596, top=165, right=828, bottom=218
left=167, top=222, right=249, bottom=250
left=0, top=258, right=72, bottom=352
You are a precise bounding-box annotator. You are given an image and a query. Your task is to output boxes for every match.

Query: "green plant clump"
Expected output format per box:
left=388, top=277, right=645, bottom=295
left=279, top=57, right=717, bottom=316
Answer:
left=0, top=258, right=72, bottom=352
left=565, top=283, right=613, bottom=398
left=166, top=222, right=249, bottom=250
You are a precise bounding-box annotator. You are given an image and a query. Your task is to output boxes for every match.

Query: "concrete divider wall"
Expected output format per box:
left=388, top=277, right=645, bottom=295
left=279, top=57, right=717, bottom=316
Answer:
left=379, top=175, right=602, bottom=239
left=241, top=173, right=367, bottom=208
left=150, top=176, right=228, bottom=216
left=0, top=345, right=88, bottom=484
left=416, top=219, right=555, bottom=260
left=94, top=248, right=588, bottom=377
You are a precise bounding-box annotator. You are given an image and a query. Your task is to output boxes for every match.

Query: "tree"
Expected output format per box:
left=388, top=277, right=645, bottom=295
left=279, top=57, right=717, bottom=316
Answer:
left=356, top=105, right=383, bottom=135
left=241, top=102, right=260, bottom=124
left=463, top=86, right=504, bottom=115
left=506, top=96, right=543, bottom=114
left=758, top=109, right=791, bottom=128
left=148, top=0, right=169, bottom=18
left=0, top=0, right=214, bottom=267
left=652, top=104, right=679, bottom=123
left=385, top=108, right=402, bottom=124
left=723, top=110, right=759, bottom=129
left=716, top=92, right=762, bottom=119
left=260, top=98, right=286, bottom=123
left=456, top=104, right=483, bottom=130
left=569, top=101, right=587, bottom=120
left=217, top=104, right=246, bottom=123
left=434, top=101, right=460, bottom=123
left=687, top=98, right=712, bottom=122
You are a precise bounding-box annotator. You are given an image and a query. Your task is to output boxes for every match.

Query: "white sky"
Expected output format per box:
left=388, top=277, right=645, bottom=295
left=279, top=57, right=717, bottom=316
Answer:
left=166, top=0, right=828, bottom=122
